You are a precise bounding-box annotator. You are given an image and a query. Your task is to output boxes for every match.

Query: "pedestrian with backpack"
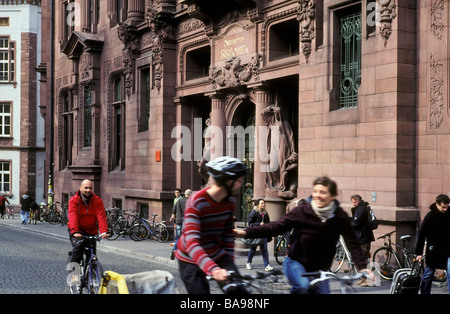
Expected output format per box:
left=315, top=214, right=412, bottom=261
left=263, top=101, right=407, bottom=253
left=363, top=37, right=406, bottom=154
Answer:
left=350, top=194, right=376, bottom=286
left=415, top=194, right=450, bottom=294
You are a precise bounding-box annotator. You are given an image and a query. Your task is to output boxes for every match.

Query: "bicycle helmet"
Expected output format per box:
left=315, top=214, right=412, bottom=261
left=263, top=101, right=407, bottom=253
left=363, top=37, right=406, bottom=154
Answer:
left=205, top=156, right=248, bottom=183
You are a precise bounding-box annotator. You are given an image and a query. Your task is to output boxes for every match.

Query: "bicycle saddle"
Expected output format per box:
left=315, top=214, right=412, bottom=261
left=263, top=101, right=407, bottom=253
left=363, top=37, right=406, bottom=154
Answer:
left=400, top=235, right=411, bottom=242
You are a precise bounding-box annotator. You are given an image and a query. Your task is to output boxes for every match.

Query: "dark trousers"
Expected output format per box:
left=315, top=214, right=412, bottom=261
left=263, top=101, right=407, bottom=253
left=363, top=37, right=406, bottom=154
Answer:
left=68, top=232, right=96, bottom=264
left=178, top=254, right=241, bottom=294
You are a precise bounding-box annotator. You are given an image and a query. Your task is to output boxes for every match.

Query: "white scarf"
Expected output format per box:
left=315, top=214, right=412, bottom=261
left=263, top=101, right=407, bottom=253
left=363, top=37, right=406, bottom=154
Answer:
left=311, top=200, right=335, bottom=222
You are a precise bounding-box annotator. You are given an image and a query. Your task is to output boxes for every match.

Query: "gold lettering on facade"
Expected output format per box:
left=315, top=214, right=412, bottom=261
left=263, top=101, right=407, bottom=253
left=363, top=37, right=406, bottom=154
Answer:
left=221, top=36, right=249, bottom=60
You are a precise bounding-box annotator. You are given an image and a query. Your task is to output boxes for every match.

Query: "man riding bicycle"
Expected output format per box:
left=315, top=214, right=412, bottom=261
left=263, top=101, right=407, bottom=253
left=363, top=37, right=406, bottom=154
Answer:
left=175, top=156, right=248, bottom=294
left=68, top=179, right=109, bottom=264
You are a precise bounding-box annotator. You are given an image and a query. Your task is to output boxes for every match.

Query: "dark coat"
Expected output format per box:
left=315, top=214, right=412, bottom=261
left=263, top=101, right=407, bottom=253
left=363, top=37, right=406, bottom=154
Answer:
left=20, top=194, right=33, bottom=212
left=351, top=201, right=375, bottom=244
left=245, top=200, right=367, bottom=272
left=415, top=203, right=450, bottom=269
left=248, top=208, right=270, bottom=226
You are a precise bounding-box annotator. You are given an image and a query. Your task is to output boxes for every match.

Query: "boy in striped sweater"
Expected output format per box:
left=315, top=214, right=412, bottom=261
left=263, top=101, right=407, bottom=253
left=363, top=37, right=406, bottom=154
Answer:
left=175, top=156, right=248, bottom=294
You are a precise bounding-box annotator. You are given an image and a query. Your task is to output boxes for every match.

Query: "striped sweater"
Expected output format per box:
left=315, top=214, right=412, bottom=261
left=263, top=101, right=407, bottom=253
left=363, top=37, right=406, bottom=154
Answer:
left=174, top=188, right=236, bottom=276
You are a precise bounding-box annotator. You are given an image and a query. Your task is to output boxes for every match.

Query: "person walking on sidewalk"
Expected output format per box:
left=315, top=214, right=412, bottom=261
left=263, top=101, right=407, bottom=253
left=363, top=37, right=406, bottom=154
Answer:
left=0, top=193, right=10, bottom=218
left=350, top=194, right=375, bottom=287
left=415, top=194, right=450, bottom=294
left=67, top=179, right=109, bottom=264
left=246, top=199, right=273, bottom=271
left=170, top=188, right=192, bottom=260
left=234, top=177, right=374, bottom=294
left=175, top=156, right=248, bottom=294
left=19, top=191, right=33, bottom=225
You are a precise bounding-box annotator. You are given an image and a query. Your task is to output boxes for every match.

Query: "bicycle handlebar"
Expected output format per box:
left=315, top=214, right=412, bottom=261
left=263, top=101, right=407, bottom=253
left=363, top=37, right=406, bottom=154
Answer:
left=206, top=269, right=283, bottom=282
left=302, top=270, right=369, bottom=287
left=376, top=230, right=396, bottom=240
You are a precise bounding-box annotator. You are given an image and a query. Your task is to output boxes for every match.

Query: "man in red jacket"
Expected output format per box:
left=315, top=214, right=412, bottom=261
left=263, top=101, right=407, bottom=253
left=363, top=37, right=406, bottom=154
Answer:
left=68, top=179, right=109, bottom=263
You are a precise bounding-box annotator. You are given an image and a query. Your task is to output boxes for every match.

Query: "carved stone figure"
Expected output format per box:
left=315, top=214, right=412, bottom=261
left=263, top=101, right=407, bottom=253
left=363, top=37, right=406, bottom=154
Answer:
left=261, top=105, right=296, bottom=196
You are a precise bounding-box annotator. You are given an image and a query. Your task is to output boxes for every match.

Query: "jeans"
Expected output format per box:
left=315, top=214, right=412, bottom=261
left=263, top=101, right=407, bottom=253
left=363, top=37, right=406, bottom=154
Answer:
left=247, top=238, right=269, bottom=267
left=20, top=210, right=29, bottom=224
left=421, top=257, right=450, bottom=294
left=172, top=223, right=182, bottom=252
left=283, top=257, right=330, bottom=294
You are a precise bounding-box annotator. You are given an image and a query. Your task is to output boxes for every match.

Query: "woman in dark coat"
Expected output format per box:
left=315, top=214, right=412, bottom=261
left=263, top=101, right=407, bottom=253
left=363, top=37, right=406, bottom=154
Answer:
left=415, top=194, right=450, bottom=294
left=246, top=199, right=273, bottom=271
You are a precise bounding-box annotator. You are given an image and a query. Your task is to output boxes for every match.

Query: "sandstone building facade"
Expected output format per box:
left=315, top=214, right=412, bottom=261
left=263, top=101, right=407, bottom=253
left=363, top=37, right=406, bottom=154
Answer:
left=0, top=0, right=45, bottom=206
left=39, top=0, right=450, bottom=245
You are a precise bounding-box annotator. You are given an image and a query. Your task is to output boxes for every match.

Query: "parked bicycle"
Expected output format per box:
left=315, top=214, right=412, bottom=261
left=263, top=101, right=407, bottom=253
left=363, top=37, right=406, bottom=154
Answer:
left=60, top=203, right=69, bottom=226
left=302, top=270, right=370, bottom=294
left=207, top=269, right=289, bottom=294
left=129, top=213, right=169, bottom=243
left=6, top=204, right=14, bottom=219
left=108, top=209, right=139, bottom=240
left=330, top=235, right=357, bottom=275
left=67, top=235, right=104, bottom=294
left=372, top=230, right=415, bottom=280
left=39, top=201, right=62, bottom=225
left=274, top=231, right=291, bottom=265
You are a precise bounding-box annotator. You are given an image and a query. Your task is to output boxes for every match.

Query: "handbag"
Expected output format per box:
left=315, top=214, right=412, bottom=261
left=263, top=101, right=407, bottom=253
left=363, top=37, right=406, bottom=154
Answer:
left=240, top=237, right=264, bottom=246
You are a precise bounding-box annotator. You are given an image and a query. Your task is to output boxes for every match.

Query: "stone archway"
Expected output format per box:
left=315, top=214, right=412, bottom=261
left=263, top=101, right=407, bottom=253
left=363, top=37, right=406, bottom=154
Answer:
left=227, top=97, right=255, bottom=222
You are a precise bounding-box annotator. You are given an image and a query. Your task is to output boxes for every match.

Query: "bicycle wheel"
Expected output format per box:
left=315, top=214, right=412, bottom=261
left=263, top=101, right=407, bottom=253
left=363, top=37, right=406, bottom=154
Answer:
left=48, top=208, right=61, bottom=224
left=330, top=242, right=346, bottom=273
left=275, top=236, right=288, bottom=265
left=108, top=220, right=126, bottom=241
left=87, top=261, right=104, bottom=294
left=156, top=223, right=169, bottom=243
left=130, top=224, right=148, bottom=241
left=372, top=247, right=401, bottom=280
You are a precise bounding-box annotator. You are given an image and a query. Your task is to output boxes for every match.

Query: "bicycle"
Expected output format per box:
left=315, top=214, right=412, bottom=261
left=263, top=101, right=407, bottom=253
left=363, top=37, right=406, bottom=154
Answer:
left=60, top=203, right=68, bottom=226
left=330, top=236, right=357, bottom=275
left=372, top=230, right=415, bottom=280
left=67, top=235, right=104, bottom=294
left=129, top=213, right=169, bottom=243
left=108, top=209, right=139, bottom=240
left=207, top=269, right=289, bottom=294
left=302, top=270, right=369, bottom=294
left=274, top=231, right=290, bottom=265
left=6, top=204, right=14, bottom=219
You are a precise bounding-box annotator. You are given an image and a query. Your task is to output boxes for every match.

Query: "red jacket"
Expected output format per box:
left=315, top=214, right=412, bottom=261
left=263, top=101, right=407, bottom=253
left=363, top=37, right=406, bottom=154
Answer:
left=68, top=191, right=108, bottom=236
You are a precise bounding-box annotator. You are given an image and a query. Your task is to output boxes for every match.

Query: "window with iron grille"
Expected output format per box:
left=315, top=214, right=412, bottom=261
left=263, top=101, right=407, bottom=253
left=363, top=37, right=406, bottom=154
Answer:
left=339, top=13, right=361, bottom=109
left=84, top=86, right=92, bottom=147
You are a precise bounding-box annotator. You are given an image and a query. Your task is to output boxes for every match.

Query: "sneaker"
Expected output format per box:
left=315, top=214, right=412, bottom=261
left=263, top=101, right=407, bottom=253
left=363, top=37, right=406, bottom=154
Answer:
left=246, top=263, right=252, bottom=270
left=265, top=265, right=274, bottom=271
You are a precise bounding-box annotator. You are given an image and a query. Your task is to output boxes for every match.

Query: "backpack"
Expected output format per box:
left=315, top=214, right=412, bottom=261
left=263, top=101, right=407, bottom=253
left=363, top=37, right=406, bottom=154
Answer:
left=367, top=206, right=378, bottom=230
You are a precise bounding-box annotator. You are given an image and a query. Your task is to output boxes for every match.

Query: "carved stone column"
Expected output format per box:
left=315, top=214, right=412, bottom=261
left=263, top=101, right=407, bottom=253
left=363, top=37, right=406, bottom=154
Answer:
left=208, top=93, right=227, bottom=161
left=127, top=0, right=145, bottom=25
left=252, top=86, right=272, bottom=200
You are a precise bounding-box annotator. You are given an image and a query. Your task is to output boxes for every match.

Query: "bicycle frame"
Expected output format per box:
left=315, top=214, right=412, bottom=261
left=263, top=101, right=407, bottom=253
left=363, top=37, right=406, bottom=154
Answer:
left=69, top=236, right=103, bottom=294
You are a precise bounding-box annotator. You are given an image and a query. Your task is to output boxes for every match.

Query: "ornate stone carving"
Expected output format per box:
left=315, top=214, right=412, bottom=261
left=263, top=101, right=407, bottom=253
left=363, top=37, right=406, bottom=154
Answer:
left=431, top=0, right=444, bottom=42
left=430, top=54, right=444, bottom=130
left=79, top=52, right=92, bottom=81
left=297, top=0, right=315, bottom=62
left=378, top=0, right=397, bottom=47
left=147, top=1, right=173, bottom=92
left=117, top=22, right=141, bottom=97
left=209, top=54, right=262, bottom=89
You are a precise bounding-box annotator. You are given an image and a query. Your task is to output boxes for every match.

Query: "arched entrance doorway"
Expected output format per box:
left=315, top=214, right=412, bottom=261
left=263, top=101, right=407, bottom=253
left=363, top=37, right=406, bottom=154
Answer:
left=229, top=99, right=255, bottom=223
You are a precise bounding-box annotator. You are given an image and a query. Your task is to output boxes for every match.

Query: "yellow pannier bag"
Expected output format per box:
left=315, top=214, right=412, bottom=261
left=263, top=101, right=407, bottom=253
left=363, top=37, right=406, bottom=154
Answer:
left=100, top=270, right=178, bottom=294
left=100, top=271, right=129, bottom=294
